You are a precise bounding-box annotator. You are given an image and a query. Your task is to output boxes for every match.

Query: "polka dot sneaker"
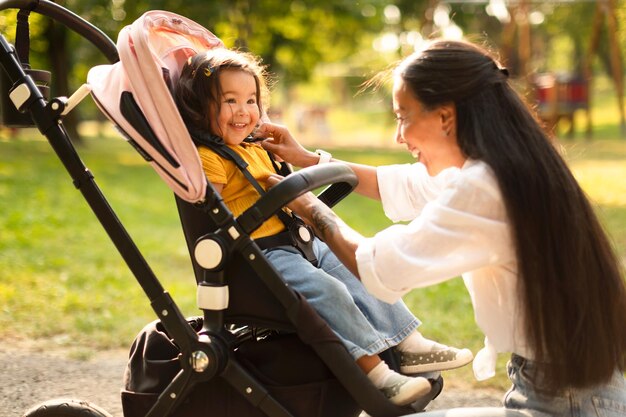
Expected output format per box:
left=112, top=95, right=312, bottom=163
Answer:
left=400, top=343, right=474, bottom=374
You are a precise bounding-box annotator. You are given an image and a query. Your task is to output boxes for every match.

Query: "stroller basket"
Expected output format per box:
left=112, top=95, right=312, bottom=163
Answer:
left=1, top=2, right=443, bottom=417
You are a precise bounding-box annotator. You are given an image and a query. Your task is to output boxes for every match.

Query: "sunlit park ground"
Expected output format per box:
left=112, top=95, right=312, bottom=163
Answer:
left=0, top=72, right=625, bottom=390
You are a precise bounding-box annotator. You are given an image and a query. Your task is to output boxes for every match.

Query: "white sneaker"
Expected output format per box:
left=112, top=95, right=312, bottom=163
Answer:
left=379, top=373, right=431, bottom=406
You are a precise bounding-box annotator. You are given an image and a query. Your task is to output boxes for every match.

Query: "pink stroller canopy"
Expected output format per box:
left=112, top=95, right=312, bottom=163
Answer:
left=87, top=10, right=223, bottom=203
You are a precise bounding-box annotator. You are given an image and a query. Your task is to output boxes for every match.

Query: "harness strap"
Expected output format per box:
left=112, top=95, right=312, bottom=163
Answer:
left=187, top=129, right=317, bottom=265
left=205, top=144, right=297, bottom=226
left=266, top=150, right=291, bottom=177
left=16, top=9, right=33, bottom=68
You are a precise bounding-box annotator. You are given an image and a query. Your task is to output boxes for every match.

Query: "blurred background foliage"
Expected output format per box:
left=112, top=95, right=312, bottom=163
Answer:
left=1, top=0, right=625, bottom=142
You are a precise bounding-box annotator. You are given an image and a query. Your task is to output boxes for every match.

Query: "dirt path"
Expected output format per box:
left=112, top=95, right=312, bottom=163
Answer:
left=0, top=340, right=503, bottom=417
left=1, top=341, right=127, bottom=417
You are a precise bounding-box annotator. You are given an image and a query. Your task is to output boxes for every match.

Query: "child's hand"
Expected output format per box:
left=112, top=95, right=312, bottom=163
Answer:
left=265, top=174, right=317, bottom=226
left=265, top=173, right=284, bottom=188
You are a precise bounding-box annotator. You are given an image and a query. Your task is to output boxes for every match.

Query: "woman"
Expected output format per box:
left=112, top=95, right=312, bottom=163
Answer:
left=257, top=39, right=626, bottom=416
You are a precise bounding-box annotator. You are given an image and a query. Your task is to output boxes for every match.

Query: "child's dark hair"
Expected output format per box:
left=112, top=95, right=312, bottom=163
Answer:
left=175, top=48, right=269, bottom=135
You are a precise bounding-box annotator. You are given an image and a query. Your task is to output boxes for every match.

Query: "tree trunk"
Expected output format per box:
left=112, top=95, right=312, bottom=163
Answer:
left=44, top=16, right=82, bottom=144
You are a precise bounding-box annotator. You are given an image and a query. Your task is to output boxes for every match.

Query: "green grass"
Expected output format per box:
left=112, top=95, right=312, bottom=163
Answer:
left=0, top=133, right=198, bottom=348
left=1, top=127, right=625, bottom=390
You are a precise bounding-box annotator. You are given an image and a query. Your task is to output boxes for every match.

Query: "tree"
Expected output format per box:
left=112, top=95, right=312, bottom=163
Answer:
left=1, top=0, right=118, bottom=141
left=119, top=1, right=387, bottom=85
left=4, top=0, right=392, bottom=124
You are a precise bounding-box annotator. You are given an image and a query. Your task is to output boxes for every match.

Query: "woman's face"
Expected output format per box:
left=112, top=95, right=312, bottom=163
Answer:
left=392, top=76, right=463, bottom=175
left=210, top=69, right=260, bottom=146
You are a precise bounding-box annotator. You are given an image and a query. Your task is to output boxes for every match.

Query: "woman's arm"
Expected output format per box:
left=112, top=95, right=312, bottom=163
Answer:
left=257, top=122, right=381, bottom=200
left=266, top=174, right=365, bottom=278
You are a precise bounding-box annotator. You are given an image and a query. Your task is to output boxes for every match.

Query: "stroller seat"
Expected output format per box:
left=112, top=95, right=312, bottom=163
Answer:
left=86, top=9, right=443, bottom=417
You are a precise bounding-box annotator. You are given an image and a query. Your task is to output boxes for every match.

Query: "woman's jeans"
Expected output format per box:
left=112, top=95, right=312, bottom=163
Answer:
left=409, top=355, right=626, bottom=417
left=264, top=238, right=420, bottom=360
left=503, top=354, right=626, bottom=417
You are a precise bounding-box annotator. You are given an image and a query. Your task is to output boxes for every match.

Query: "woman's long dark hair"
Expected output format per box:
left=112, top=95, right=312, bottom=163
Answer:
left=397, top=39, right=626, bottom=389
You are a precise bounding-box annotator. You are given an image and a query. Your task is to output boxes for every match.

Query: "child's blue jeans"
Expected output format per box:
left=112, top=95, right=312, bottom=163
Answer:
left=263, top=238, right=420, bottom=360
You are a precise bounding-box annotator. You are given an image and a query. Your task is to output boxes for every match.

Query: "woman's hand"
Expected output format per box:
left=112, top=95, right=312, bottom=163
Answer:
left=258, top=122, right=382, bottom=201
left=255, top=122, right=319, bottom=168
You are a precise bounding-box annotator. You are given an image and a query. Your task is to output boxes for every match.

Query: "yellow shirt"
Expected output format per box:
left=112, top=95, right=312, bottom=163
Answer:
left=198, top=142, right=286, bottom=239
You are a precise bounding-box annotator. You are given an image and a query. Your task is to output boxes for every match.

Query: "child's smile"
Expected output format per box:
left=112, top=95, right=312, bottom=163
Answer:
left=211, top=69, right=260, bottom=146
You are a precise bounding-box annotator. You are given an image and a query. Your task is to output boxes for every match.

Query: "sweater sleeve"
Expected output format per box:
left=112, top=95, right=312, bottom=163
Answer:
left=377, top=162, right=460, bottom=222
left=198, top=146, right=228, bottom=184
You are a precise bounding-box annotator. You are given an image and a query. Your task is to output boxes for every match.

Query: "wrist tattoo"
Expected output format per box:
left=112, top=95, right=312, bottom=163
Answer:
left=311, top=205, right=338, bottom=240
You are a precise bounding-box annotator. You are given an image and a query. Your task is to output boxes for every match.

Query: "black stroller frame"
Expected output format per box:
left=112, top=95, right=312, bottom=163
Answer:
left=0, top=2, right=444, bottom=417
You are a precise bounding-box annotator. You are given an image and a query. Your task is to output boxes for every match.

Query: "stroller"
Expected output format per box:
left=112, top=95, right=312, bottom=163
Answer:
left=1, top=2, right=448, bottom=417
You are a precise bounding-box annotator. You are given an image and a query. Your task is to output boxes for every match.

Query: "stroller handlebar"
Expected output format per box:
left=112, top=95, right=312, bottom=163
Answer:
left=237, top=163, right=358, bottom=235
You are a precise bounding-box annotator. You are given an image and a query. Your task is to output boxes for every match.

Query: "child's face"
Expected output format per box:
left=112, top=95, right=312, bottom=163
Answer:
left=210, top=69, right=260, bottom=145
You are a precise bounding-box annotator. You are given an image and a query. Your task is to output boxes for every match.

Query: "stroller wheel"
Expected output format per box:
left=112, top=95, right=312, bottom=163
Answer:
left=22, top=398, right=112, bottom=417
